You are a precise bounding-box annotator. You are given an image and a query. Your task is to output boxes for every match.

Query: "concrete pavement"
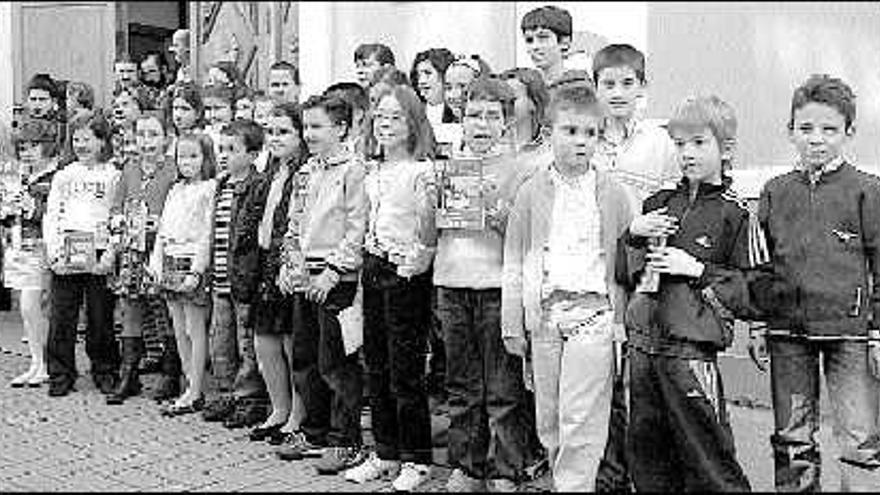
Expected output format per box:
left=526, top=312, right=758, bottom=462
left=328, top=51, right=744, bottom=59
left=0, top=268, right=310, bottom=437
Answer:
left=0, top=309, right=849, bottom=492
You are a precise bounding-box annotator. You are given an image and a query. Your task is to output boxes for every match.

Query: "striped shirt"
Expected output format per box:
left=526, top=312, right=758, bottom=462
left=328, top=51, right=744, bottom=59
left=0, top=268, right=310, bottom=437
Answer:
left=211, top=178, right=237, bottom=294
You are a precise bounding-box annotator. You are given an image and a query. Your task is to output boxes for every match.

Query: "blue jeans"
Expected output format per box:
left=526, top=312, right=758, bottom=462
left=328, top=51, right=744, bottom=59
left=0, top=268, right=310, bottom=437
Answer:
left=769, top=336, right=880, bottom=491
left=207, top=293, right=267, bottom=400
left=438, top=287, right=533, bottom=481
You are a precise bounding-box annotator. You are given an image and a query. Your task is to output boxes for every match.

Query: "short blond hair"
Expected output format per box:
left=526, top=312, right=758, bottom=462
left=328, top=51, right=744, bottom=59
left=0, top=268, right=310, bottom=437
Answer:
left=667, top=95, right=737, bottom=168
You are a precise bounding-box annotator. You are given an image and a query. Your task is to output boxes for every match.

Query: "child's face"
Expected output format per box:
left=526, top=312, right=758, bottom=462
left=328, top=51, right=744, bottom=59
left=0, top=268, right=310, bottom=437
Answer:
left=73, top=127, right=103, bottom=163
left=172, top=97, right=198, bottom=132
left=670, top=125, right=724, bottom=185
left=355, top=54, right=385, bottom=88
left=303, top=107, right=344, bottom=157
left=26, top=89, right=56, bottom=118
left=596, top=66, right=644, bottom=121
left=114, top=62, right=138, bottom=88
left=207, top=67, right=232, bottom=88
left=266, top=114, right=302, bottom=159
left=268, top=69, right=300, bottom=103
left=234, top=97, right=255, bottom=121
left=113, top=91, right=141, bottom=127
left=136, top=117, right=167, bottom=159
left=373, top=94, right=409, bottom=153
left=18, top=141, right=45, bottom=164
left=789, top=102, right=851, bottom=169
left=170, top=33, right=190, bottom=65
left=122, top=129, right=139, bottom=161
left=550, top=107, right=601, bottom=170
left=444, top=65, right=477, bottom=119
left=217, top=134, right=252, bottom=176
left=204, top=96, right=233, bottom=126
left=415, top=60, right=443, bottom=104
left=140, top=56, right=162, bottom=84
left=523, top=27, right=566, bottom=71
left=462, top=99, right=506, bottom=155
left=254, top=100, right=274, bottom=128
left=176, top=139, right=204, bottom=180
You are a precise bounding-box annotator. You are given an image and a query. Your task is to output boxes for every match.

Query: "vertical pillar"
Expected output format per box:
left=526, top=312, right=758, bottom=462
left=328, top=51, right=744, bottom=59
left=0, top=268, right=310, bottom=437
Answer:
left=0, top=2, right=14, bottom=130
left=297, top=1, right=333, bottom=98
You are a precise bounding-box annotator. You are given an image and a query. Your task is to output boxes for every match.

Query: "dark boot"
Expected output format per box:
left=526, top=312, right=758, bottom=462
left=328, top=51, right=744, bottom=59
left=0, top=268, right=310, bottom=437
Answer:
left=152, top=335, right=182, bottom=402
left=107, top=337, right=143, bottom=405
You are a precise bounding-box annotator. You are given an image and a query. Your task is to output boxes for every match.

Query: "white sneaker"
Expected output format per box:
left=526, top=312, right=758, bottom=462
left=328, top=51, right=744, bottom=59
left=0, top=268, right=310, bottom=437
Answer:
left=392, top=462, right=431, bottom=492
left=344, top=452, right=400, bottom=483
left=446, top=468, right=486, bottom=492
left=10, top=363, right=37, bottom=388
left=27, top=367, right=49, bottom=387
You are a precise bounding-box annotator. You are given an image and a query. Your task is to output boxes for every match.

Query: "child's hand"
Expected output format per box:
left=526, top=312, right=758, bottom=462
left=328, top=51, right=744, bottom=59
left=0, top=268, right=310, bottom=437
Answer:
left=503, top=335, right=527, bottom=358
left=306, top=269, right=339, bottom=304
left=179, top=273, right=200, bottom=293
left=646, top=245, right=704, bottom=278
left=93, top=249, right=116, bottom=276
left=630, top=207, right=678, bottom=238
left=396, top=244, right=435, bottom=279
left=276, top=265, right=296, bottom=295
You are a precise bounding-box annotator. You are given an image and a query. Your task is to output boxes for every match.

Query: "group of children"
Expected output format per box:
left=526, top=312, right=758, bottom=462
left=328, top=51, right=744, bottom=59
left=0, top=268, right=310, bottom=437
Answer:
left=1, top=4, right=879, bottom=493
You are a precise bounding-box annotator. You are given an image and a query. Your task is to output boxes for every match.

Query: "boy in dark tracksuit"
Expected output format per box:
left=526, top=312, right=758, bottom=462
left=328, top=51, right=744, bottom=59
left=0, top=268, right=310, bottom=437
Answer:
left=619, top=95, right=760, bottom=491
left=753, top=74, right=880, bottom=492
left=202, top=120, right=271, bottom=429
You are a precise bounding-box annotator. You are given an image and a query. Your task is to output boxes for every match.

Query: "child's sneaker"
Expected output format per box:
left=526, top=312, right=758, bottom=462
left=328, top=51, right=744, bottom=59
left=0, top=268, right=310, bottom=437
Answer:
left=488, top=478, right=518, bottom=492
left=315, top=446, right=367, bottom=475
left=276, top=431, right=325, bottom=461
left=392, top=462, right=431, bottom=492
left=344, top=452, right=401, bottom=483
left=445, top=468, right=486, bottom=492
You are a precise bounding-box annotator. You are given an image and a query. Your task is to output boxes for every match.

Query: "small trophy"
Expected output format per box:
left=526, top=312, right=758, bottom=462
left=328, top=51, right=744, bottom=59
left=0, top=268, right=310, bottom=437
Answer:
left=636, top=236, right=667, bottom=293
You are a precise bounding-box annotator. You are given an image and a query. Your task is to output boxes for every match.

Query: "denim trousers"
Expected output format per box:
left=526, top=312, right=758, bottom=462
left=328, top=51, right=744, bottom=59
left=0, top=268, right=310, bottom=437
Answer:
left=768, top=336, right=880, bottom=492
left=291, top=282, right=363, bottom=447
left=362, top=253, right=433, bottom=464
left=627, top=348, right=751, bottom=492
left=438, top=286, right=533, bottom=481
left=207, top=293, right=267, bottom=400
left=47, top=273, right=119, bottom=383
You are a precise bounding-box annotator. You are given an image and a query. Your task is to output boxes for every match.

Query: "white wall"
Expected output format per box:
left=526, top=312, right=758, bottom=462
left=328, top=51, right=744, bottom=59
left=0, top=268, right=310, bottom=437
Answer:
left=648, top=2, right=880, bottom=171
left=0, top=2, right=14, bottom=130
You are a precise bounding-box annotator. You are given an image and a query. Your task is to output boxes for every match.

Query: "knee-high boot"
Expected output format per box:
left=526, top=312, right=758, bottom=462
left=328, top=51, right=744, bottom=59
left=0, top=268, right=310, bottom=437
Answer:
left=107, top=337, right=143, bottom=405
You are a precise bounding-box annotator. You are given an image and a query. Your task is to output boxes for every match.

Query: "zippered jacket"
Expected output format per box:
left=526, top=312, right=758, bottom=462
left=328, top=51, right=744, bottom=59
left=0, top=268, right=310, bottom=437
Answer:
left=619, top=177, right=765, bottom=350
left=757, top=162, right=880, bottom=337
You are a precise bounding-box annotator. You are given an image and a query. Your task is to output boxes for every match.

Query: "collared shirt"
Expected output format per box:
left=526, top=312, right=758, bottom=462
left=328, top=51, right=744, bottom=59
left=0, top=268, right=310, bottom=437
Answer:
left=425, top=102, right=445, bottom=127
left=542, top=165, right=607, bottom=297
left=593, top=117, right=680, bottom=212
left=796, top=155, right=845, bottom=185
